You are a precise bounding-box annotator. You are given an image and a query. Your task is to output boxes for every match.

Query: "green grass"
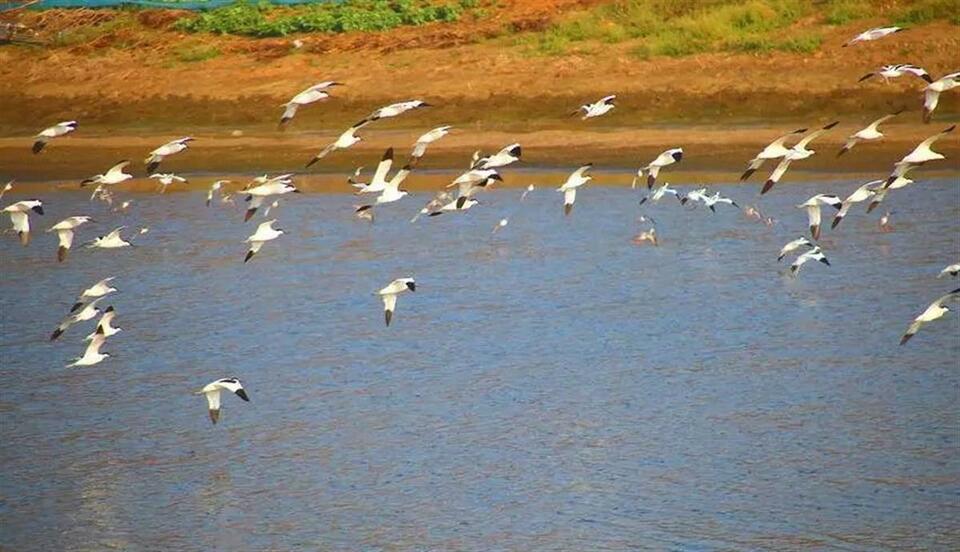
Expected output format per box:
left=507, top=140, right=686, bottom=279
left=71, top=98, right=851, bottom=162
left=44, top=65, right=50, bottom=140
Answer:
left=173, top=42, right=221, bottom=62
left=525, top=0, right=957, bottom=57
left=175, top=0, right=472, bottom=37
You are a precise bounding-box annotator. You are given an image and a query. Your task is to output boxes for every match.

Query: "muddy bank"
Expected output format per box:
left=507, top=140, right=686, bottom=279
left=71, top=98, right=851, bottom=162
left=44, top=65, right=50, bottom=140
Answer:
left=4, top=125, right=958, bottom=190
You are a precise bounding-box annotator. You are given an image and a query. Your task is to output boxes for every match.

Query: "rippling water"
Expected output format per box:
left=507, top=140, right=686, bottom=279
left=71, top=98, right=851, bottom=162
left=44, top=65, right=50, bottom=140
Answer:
left=1, top=176, right=959, bottom=550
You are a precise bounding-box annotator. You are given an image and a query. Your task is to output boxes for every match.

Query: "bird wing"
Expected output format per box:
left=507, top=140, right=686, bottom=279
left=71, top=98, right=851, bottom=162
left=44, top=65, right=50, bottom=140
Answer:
left=204, top=389, right=222, bottom=420
left=795, top=122, right=838, bottom=149
left=923, top=89, right=941, bottom=122
left=57, top=228, right=74, bottom=250
left=572, top=164, right=592, bottom=179
left=805, top=204, right=821, bottom=229
left=934, top=288, right=960, bottom=307
left=600, top=95, right=616, bottom=104
left=563, top=188, right=577, bottom=206
left=388, top=165, right=412, bottom=191
left=84, top=332, right=106, bottom=357
left=918, top=125, right=955, bottom=150
left=768, top=128, right=807, bottom=150
left=867, top=112, right=898, bottom=130
left=105, top=161, right=130, bottom=178
left=382, top=293, right=397, bottom=313
left=9, top=210, right=29, bottom=234
left=372, top=148, right=394, bottom=186
left=769, top=156, right=793, bottom=183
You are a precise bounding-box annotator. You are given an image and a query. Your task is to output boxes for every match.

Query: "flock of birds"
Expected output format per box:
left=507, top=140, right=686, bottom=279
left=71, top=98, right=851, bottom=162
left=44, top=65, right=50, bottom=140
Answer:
left=3, top=25, right=959, bottom=424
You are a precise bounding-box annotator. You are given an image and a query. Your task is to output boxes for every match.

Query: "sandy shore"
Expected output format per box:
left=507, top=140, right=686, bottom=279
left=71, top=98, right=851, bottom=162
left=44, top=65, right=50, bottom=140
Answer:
left=3, top=124, right=958, bottom=192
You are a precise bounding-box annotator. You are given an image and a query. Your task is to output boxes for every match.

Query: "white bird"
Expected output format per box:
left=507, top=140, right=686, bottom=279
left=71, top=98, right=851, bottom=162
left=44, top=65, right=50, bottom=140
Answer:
left=149, top=173, right=187, bottom=194
left=680, top=187, right=710, bottom=207
left=832, top=180, right=881, bottom=229
left=352, top=148, right=395, bottom=195
left=900, top=288, right=960, bottom=345
left=790, top=246, right=831, bottom=276
left=428, top=197, right=479, bottom=217
left=70, top=277, right=117, bottom=313
left=884, top=125, right=955, bottom=187
left=837, top=110, right=903, bottom=156
left=279, top=81, right=341, bottom=127
left=474, top=143, right=522, bottom=170
left=85, top=306, right=121, bottom=339
left=558, top=164, right=592, bottom=216
left=88, top=226, right=132, bottom=249
left=197, top=377, right=250, bottom=424
left=378, top=277, right=416, bottom=326
left=639, top=183, right=682, bottom=205
left=762, top=122, right=838, bottom=195
left=867, top=176, right=913, bottom=213
left=797, top=194, right=841, bottom=240
left=922, top=71, right=959, bottom=123
left=67, top=329, right=110, bottom=368
left=573, top=95, right=616, bottom=119
left=778, top=236, right=814, bottom=262
left=741, top=128, right=807, bottom=181
left=51, top=297, right=103, bottom=341
left=2, top=199, right=44, bottom=246
left=33, top=120, right=78, bottom=154
left=356, top=163, right=412, bottom=211
left=0, top=181, right=12, bottom=201
left=411, top=190, right=454, bottom=223
left=492, top=218, right=509, bottom=234
left=858, top=64, right=932, bottom=84
left=635, top=148, right=682, bottom=189
left=145, top=137, right=194, bottom=173
left=355, top=205, right=375, bottom=223
left=364, top=100, right=431, bottom=123
left=244, top=219, right=284, bottom=263
left=206, top=180, right=229, bottom=207
left=703, top=192, right=739, bottom=213
left=520, top=184, right=535, bottom=201
left=410, top=125, right=451, bottom=165
left=48, top=215, right=94, bottom=262
left=305, top=119, right=371, bottom=166
left=452, top=173, right=502, bottom=205
left=938, top=263, right=960, bottom=278
left=843, top=26, right=902, bottom=47
left=243, top=181, right=301, bottom=222
left=81, top=160, right=132, bottom=188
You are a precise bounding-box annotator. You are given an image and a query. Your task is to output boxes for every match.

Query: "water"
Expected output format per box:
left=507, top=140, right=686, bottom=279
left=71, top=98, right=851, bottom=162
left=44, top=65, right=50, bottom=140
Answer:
left=1, top=177, right=959, bottom=550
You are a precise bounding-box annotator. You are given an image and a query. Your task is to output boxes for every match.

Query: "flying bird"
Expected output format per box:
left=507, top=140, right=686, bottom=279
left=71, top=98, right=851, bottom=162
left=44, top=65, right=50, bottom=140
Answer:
left=33, top=120, right=78, bottom=154
left=558, top=164, right=592, bottom=216
left=86, top=306, right=121, bottom=339
left=88, top=226, right=132, bottom=249
left=2, top=200, right=44, bottom=246
left=145, top=137, right=194, bottom=173
left=837, top=110, right=903, bottom=156
left=378, top=278, right=416, bottom=326
left=741, top=128, right=806, bottom=181
left=762, top=122, right=839, bottom=195
left=900, top=288, right=960, bottom=345
left=48, top=215, right=94, bottom=262
left=197, top=377, right=250, bottom=424
left=51, top=297, right=103, bottom=341
left=573, top=95, right=616, bottom=119
left=244, top=219, right=284, bottom=263
left=411, top=190, right=454, bottom=223
left=832, top=180, right=881, bottom=229
left=355, top=162, right=412, bottom=211
left=884, top=125, right=955, bottom=187
left=923, top=71, right=959, bottom=123
left=778, top=236, right=814, bottom=262
left=790, top=246, right=831, bottom=276
left=938, top=263, right=960, bottom=278
left=67, top=329, right=110, bottom=368
left=635, top=148, right=682, bottom=189
left=797, top=194, right=841, bottom=240
left=427, top=197, right=479, bottom=217
left=867, top=176, right=912, bottom=213
left=352, top=148, right=395, bottom=195
left=363, top=100, right=431, bottom=123
left=842, top=26, right=902, bottom=47
left=410, top=126, right=451, bottom=165
left=0, top=181, right=12, bottom=201
left=149, top=173, right=187, bottom=194
left=243, top=181, right=300, bottom=222
left=206, top=180, right=229, bottom=207
left=703, top=192, right=739, bottom=213
left=473, top=143, right=522, bottom=170
left=70, top=277, right=117, bottom=313
left=280, top=81, right=341, bottom=127
left=305, top=120, right=370, bottom=166
left=80, top=160, right=132, bottom=188
left=639, top=183, right=682, bottom=205
left=858, top=64, right=932, bottom=84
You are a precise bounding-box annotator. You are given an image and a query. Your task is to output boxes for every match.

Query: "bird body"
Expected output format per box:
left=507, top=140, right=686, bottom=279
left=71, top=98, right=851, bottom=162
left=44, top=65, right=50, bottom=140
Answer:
left=86, top=306, right=121, bottom=339
left=67, top=330, right=110, bottom=367
left=199, top=377, right=250, bottom=424
left=306, top=120, right=370, bottom=166
left=791, top=246, right=830, bottom=275
left=832, top=180, right=881, bottom=228
left=88, top=227, right=132, bottom=249
left=797, top=194, right=842, bottom=240
left=778, top=236, right=813, bottom=262
left=48, top=215, right=93, bottom=262
left=34, top=120, right=78, bottom=153
left=901, top=288, right=960, bottom=345
left=149, top=173, right=187, bottom=193
left=244, top=219, right=284, bottom=262
left=81, top=160, right=132, bottom=187
left=762, top=122, right=838, bottom=194
left=52, top=297, right=103, bottom=341
left=145, top=137, right=193, bottom=173
left=243, top=182, right=300, bottom=221
left=575, top=95, right=616, bottom=119
left=838, top=111, right=902, bottom=156
left=741, top=128, right=806, bottom=181
left=843, top=26, right=902, bottom=47
left=2, top=200, right=44, bottom=246
left=558, top=164, right=592, bottom=216
left=410, top=125, right=451, bottom=163
left=365, top=100, right=431, bottom=122
left=474, top=143, right=521, bottom=170
left=858, top=64, right=932, bottom=84
left=378, top=278, right=416, bottom=326
left=923, top=72, right=959, bottom=123
left=280, top=81, right=340, bottom=126
left=636, top=148, right=682, bottom=189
